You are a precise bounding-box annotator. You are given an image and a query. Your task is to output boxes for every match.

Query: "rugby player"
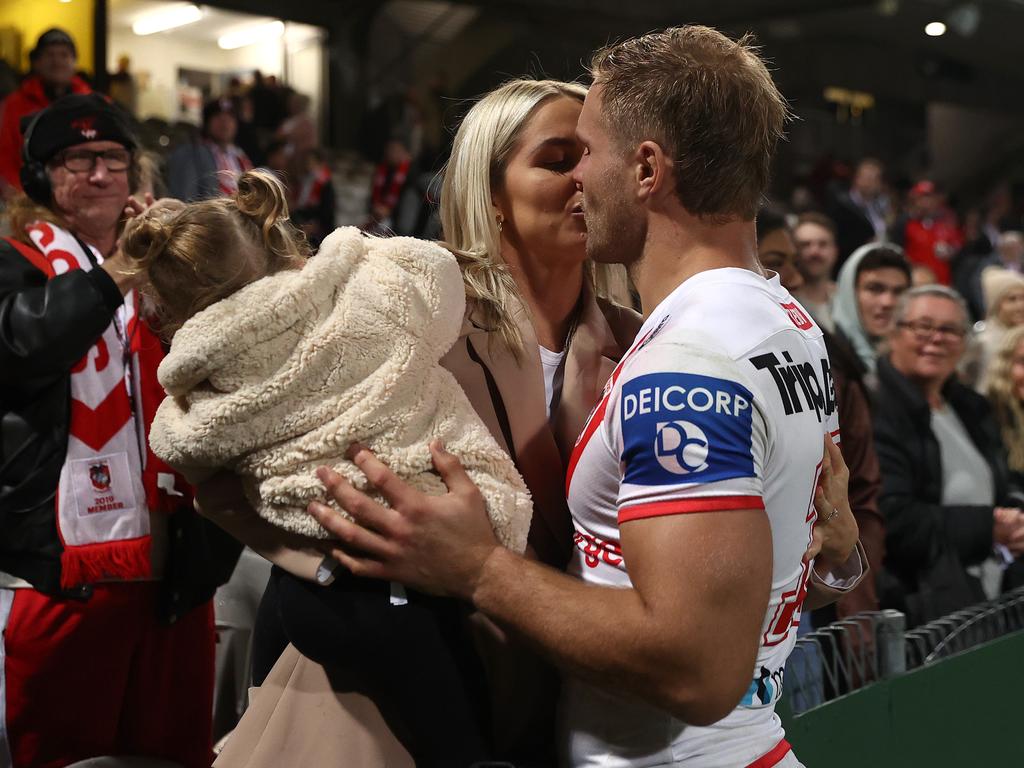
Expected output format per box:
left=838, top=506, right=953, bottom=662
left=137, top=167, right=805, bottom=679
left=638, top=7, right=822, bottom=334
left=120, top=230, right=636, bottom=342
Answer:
left=310, top=26, right=864, bottom=768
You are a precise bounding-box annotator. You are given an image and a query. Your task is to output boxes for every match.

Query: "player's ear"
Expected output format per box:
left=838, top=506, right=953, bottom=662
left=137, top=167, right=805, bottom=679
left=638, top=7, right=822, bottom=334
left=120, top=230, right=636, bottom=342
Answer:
left=635, top=141, right=671, bottom=203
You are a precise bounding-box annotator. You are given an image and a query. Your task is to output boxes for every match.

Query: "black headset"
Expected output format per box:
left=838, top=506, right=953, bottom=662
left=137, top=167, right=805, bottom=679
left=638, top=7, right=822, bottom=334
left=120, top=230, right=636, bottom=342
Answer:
left=19, top=108, right=52, bottom=205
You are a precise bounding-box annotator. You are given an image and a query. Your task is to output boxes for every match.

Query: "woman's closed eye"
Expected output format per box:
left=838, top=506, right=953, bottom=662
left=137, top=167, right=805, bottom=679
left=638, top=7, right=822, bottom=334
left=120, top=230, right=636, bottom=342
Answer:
left=542, top=155, right=577, bottom=173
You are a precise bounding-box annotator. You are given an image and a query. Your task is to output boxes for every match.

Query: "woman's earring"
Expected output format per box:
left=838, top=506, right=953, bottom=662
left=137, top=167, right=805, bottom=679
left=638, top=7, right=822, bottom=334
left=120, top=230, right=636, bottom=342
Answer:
left=496, top=214, right=504, bottom=233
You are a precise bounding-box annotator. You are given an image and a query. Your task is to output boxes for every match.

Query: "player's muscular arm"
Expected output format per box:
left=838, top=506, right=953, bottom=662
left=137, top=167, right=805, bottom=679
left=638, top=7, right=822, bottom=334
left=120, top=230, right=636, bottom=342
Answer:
left=472, top=508, right=772, bottom=726
left=310, top=443, right=771, bottom=725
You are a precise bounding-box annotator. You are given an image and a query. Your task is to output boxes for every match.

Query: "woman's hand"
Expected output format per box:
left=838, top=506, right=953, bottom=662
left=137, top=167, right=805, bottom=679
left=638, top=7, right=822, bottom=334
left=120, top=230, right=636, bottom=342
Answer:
left=993, top=507, right=1024, bottom=556
left=804, top=435, right=859, bottom=569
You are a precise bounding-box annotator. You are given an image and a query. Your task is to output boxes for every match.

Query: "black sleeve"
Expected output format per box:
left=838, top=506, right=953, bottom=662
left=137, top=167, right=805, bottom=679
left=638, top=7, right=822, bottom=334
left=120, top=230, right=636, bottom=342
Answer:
left=874, top=412, right=995, bottom=572
left=0, top=240, right=123, bottom=390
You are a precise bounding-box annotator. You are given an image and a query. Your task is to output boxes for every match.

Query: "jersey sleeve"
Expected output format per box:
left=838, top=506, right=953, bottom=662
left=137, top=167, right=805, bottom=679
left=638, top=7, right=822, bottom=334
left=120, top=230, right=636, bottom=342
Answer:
left=603, top=339, right=771, bottom=524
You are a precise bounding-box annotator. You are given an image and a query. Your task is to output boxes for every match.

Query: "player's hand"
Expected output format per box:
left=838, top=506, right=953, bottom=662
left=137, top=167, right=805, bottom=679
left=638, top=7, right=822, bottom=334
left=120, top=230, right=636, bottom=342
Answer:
left=308, top=441, right=499, bottom=599
left=805, top=435, right=858, bottom=567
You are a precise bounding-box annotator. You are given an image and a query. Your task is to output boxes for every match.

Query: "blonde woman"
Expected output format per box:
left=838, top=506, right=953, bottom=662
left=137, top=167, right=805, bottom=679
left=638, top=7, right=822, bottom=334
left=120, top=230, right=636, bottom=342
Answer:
left=969, top=267, right=1024, bottom=391
left=207, top=78, right=642, bottom=767
left=986, top=325, right=1024, bottom=486
left=987, top=327, right=1024, bottom=595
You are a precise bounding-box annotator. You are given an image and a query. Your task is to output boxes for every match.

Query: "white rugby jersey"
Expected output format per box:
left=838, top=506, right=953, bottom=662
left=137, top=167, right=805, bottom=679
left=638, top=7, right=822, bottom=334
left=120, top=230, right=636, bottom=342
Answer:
left=563, top=267, right=838, bottom=768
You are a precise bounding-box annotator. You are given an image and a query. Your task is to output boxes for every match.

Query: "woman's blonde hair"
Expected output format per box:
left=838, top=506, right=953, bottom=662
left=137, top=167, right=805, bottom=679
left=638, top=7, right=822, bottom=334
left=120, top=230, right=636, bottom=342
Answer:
left=986, top=325, right=1024, bottom=473
left=122, top=169, right=309, bottom=336
left=440, top=78, right=629, bottom=356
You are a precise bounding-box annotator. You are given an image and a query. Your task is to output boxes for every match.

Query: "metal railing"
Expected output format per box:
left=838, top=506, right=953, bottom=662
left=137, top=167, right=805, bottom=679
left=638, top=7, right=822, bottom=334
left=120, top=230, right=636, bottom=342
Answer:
left=905, top=585, right=1024, bottom=668
left=786, top=586, right=1024, bottom=715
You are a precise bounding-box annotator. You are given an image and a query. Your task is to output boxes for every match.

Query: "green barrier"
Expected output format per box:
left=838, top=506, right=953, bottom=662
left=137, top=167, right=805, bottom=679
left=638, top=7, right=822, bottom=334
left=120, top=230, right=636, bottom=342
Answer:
left=778, top=630, right=1024, bottom=767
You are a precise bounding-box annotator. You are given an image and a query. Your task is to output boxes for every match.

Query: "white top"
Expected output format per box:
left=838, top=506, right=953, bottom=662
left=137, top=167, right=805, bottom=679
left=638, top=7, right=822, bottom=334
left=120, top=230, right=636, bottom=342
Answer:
left=932, top=405, right=1003, bottom=599
left=539, top=344, right=567, bottom=421
left=564, top=268, right=840, bottom=767
left=931, top=405, right=995, bottom=506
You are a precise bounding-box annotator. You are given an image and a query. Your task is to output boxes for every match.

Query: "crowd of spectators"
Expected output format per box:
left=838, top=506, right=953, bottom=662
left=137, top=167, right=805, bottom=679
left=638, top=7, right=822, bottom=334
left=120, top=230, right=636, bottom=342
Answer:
left=765, top=159, right=1024, bottom=627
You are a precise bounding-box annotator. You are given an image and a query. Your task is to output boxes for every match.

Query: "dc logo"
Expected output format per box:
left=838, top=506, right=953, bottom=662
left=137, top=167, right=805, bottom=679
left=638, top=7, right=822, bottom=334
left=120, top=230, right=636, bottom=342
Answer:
left=654, top=421, right=709, bottom=475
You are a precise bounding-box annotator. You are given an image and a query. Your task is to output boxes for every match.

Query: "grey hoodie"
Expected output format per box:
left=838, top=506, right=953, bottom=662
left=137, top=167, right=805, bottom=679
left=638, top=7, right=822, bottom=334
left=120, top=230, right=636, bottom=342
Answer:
left=833, top=243, right=891, bottom=375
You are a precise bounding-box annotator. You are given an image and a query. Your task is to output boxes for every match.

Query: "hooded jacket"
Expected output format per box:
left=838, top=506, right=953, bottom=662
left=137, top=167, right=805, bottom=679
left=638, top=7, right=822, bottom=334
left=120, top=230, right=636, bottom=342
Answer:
left=150, top=227, right=533, bottom=554
left=833, top=243, right=884, bottom=377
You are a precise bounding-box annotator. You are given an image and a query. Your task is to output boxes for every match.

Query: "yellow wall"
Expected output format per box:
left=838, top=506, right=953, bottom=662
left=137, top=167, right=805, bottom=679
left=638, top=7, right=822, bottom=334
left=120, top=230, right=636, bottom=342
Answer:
left=0, top=0, right=95, bottom=73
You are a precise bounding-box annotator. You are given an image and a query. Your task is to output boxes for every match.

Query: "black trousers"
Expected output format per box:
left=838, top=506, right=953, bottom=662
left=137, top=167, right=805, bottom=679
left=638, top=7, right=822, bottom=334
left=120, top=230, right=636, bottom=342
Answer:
left=252, top=566, right=492, bottom=767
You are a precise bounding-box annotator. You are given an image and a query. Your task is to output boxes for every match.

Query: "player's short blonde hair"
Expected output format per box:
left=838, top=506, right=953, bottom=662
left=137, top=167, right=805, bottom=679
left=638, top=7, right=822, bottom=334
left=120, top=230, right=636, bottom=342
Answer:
left=589, top=25, right=789, bottom=222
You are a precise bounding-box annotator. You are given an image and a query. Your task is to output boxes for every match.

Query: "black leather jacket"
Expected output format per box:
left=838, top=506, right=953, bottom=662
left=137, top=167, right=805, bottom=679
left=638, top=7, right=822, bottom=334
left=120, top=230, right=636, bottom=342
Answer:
left=0, top=237, right=239, bottom=619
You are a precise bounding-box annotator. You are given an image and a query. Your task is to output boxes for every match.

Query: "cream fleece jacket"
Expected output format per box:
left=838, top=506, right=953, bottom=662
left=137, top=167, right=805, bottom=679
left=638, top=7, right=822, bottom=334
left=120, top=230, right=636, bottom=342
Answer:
left=149, top=227, right=532, bottom=553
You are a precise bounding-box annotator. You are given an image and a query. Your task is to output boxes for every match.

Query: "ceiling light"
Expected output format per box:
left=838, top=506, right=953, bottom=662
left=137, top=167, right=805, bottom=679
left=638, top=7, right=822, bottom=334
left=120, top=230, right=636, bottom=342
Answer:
left=218, top=20, right=285, bottom=50
left=925, top=21, right=947, bottom=36
left=132, top=4, right=203, bottom=36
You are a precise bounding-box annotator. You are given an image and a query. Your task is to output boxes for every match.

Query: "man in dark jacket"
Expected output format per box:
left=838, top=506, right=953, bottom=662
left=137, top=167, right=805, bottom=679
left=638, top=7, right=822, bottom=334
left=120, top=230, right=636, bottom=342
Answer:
left=873, top=284, right=1024, bottom=627
left=166, top=96, right=252, bottom=201
left=827, top=157, right=891, bottom=268
left=0, top=94, right=236, bottom=767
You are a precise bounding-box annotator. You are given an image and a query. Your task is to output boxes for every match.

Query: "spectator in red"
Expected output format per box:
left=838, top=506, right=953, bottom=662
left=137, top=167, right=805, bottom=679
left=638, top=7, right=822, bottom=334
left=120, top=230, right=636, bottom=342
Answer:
left=891, top=180, right=964, bottom=286
left=365, top=138, right=411, bottom=234
left=0, top=28, right=91, bottom=199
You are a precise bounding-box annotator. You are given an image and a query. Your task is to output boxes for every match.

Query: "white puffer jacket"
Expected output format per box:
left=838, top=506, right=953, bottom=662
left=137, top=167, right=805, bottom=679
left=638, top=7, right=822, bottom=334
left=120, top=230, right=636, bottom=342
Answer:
left=149, top=226, right=532, bottom=553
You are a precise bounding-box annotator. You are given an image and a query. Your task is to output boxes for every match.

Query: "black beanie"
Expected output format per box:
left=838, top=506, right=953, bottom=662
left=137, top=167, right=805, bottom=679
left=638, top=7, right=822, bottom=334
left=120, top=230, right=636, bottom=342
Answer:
left=29, top=28, right=77, bottom=61
left=21, top=94, right=137, bottom=164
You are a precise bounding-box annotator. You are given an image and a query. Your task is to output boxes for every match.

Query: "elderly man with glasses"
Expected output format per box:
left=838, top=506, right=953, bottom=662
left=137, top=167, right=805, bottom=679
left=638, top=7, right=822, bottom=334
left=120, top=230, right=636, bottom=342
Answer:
left=874, top=284, right=1024, bottom=627
left=0, top=94, right=233, bottom=767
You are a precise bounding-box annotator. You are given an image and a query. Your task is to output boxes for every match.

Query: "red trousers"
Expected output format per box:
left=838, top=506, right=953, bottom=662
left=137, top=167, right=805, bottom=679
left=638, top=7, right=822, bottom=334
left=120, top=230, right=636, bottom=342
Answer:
left=1, top=582, right=214, bottom=768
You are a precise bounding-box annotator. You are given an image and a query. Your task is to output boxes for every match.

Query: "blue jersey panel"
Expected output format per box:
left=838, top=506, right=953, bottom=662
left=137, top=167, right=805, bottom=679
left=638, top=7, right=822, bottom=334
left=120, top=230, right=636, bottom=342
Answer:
left=620, top=372, right=756, bottom=487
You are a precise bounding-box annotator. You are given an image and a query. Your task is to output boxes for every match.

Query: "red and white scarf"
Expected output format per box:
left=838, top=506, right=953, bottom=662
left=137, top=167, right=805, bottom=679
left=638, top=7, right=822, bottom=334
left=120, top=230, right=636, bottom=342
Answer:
left=21, top=221, right=189, bottom=589
left=208, top=141, right=253, bottom=197
left=371, top=158, right=410, bottom=212
left=296, top=163, right=332, bottom=210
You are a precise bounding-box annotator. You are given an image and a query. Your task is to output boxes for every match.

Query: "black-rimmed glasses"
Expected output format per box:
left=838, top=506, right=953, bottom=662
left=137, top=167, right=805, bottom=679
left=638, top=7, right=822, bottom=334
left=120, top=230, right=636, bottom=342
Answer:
left=56, top=148, right=131, bottom=173
left=897, top=319, right=967, bottom=341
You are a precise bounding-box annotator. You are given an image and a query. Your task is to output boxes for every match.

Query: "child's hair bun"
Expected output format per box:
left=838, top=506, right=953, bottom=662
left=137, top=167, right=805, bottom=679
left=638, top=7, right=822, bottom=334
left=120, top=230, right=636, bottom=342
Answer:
left=234, top=169, right=290, bottom=241
left=121, top=199, right=187, bottom=271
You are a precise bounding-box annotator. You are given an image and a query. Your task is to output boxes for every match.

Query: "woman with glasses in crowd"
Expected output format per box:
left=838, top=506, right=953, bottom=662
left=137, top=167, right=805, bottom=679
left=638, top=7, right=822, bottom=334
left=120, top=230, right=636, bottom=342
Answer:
left=873, top=284, right=1024, bottom=627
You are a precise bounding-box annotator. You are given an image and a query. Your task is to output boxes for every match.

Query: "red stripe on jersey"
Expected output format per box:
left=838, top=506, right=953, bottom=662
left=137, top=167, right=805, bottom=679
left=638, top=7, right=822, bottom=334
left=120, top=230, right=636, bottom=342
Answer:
left=618, top=495, right=765, bottom=524
left=565, top=325, right=658, bottom=496
left=745, top=739, right=792, bottom=768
